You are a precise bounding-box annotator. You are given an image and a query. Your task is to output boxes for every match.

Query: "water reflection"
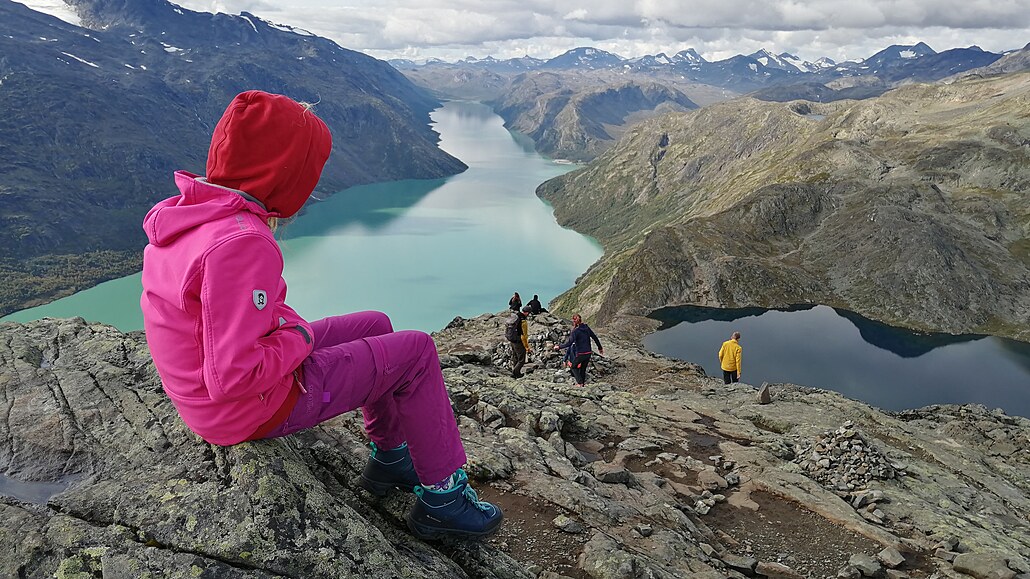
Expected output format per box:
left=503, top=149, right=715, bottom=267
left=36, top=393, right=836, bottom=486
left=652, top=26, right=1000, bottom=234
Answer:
left=1000, top=340, right=1030, bottom=376
left=651, top=304, right=814, bottom=326
left=644, top=304, right=1030, bottom=417
left=285, top=179, right=447, bottom=237
left=833, top=309, right=980, bottom=358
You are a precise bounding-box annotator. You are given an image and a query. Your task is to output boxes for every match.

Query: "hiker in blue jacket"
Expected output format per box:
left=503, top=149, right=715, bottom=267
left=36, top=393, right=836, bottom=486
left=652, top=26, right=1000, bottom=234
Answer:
left=554, top=314, right=603, bottom=387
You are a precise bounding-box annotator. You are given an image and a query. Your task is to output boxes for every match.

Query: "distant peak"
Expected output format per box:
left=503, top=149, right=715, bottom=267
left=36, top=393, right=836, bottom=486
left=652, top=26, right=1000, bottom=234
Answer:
left=674, top=48, right=706, bottom=63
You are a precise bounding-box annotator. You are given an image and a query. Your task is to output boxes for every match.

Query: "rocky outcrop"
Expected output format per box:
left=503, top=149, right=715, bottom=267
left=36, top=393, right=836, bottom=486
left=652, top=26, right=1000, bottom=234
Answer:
left=3, top=315, right=1029, bottom=578
left=538, top=72, right=1030, bottom=341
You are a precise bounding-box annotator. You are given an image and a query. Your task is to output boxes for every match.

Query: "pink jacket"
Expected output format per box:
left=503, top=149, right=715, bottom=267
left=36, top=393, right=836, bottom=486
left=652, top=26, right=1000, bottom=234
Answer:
left=140, top=171, right=314, bottom=445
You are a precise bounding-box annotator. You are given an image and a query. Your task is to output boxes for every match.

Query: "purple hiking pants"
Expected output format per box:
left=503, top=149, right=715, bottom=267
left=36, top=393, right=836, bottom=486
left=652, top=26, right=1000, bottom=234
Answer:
left=261, top=311, right=467, bottom=485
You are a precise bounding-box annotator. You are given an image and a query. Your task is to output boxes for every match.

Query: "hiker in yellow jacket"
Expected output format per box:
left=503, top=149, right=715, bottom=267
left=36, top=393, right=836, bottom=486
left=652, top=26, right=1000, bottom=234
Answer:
left=718, top=332, right=742, bottom=384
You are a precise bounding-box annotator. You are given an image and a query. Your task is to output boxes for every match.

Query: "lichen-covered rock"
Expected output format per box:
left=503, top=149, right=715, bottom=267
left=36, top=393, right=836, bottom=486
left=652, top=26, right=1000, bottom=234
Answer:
left=953, top=552, right=1019, bottom=579
left=4, top=314, right=1030, bottom=578
left=0, top=318, right=523, bottom=578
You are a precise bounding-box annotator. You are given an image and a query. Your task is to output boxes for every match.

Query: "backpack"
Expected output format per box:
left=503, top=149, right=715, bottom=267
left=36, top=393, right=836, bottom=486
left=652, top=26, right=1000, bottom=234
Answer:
left=504, top=314, right=522, bottom=342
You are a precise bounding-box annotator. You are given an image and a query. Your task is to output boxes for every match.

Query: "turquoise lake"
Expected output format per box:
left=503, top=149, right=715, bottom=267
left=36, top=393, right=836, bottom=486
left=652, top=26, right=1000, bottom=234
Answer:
left=1, top=101, right=602, bottom=332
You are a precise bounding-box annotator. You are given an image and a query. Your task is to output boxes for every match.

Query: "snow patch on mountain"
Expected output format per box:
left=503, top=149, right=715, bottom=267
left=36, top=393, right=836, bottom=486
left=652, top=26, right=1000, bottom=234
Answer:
left=674, top=48, right=705, bottom=63
left=60, top=52, right=99, bottom=68
left=238, top=15, right=258, bottom=33
left=266, top=20, right=314, bottom=36
left=14, top=0, right=81, bottom=26
left=780, top=52, right=820, bottom=73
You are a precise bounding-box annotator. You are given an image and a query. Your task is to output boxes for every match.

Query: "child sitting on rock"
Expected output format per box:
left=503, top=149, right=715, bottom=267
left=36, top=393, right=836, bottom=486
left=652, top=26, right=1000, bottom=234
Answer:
left=139, top=90, right=502, bottom=540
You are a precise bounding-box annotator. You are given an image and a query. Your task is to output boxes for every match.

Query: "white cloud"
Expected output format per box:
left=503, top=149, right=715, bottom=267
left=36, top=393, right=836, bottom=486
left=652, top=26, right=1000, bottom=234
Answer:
left=170, top=0, right=1030, bottom=62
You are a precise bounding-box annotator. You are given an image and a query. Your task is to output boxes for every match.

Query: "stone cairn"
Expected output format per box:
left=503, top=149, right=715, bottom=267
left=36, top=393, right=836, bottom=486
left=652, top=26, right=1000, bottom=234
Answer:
left=489, top=320, right=616, bottom=382
left=791, top=421, right=907, bottom=526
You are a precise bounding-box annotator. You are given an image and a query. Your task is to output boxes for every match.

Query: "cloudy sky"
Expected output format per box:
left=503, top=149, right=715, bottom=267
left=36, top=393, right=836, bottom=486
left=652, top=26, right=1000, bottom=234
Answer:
left=175, top=1, right=1029, bottom=63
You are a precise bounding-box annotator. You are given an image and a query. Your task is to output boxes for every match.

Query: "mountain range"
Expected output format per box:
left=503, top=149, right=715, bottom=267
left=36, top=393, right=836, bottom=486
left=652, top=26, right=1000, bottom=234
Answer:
left=393, top=42, right=1005, bottom=95
left=0, top=0, right=464, bottom=316
left=396, top=42, right=1008, bottom=162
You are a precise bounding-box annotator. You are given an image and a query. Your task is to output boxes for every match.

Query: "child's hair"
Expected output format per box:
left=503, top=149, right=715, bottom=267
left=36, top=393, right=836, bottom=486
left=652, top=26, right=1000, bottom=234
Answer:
left=267, top=216, right=279, bottom=232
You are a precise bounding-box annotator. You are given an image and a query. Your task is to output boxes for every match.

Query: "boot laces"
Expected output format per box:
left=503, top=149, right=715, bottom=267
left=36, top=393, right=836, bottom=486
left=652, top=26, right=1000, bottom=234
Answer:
left=462, top=484, right=493, bottom=512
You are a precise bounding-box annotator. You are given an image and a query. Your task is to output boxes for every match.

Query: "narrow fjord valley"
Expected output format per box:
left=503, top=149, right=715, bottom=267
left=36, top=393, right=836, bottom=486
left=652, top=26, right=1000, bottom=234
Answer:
left=1, top=0, right=1029, bottom=578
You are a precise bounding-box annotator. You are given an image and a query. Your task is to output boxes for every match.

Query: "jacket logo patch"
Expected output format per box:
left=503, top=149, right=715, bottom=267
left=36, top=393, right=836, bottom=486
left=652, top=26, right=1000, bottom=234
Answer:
left=253, top=290, right=268, bottom=310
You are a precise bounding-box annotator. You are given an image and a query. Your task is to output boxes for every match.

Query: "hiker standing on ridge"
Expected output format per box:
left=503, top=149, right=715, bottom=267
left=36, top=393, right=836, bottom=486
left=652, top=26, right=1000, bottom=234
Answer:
left=719, top=332, right=743, bottom=384
left=509, top=292, right=522, bottom=312
left=139, top=90, right=502, bottom=541
left=506, top=306, right=531, bottom=378
left=554, top=314, right=603, bottom=387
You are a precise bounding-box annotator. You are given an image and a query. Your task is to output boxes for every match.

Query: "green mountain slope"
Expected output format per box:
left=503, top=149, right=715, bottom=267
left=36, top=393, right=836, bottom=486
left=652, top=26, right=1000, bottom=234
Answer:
left=539, top=73, right=1030, bottom=341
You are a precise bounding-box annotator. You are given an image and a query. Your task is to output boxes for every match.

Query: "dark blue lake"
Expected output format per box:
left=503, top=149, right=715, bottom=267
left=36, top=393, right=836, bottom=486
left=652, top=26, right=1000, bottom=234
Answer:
left=643, top=304, right=1030, bottom=418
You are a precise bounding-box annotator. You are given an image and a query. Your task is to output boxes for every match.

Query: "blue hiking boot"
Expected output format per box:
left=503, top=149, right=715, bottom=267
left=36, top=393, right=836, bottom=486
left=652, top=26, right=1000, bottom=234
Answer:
left=358, top=442, right=420, bottom=497
left=406, top=469, right=504, bottom=539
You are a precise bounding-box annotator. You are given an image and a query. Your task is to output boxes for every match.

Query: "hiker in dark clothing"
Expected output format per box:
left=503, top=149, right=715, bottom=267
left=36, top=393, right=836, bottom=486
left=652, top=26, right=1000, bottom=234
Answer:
left=509, top=292, right=522, bottom=312
left=506, top=306, right=531, bottom=378
left=553, top=314, right=603, bottom=386
left=526, top=294, right=546, bottom=314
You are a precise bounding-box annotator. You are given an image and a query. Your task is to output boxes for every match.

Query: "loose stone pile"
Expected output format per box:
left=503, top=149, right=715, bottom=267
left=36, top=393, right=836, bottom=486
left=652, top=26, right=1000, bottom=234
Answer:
left=439, top=313, right=616, bottom=385
left=792, top=421, right=907, bottom=492
left=488, top=320, right=616, bottom=381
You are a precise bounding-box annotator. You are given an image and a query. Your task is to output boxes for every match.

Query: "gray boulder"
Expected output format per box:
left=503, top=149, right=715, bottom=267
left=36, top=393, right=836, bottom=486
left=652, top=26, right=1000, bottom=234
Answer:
left=953, top=552, right=1018, bottom=579
left=0, top=318, right=523, bottom=578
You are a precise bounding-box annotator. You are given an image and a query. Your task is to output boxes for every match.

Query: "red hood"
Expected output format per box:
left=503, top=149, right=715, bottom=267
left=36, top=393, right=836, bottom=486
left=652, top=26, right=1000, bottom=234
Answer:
left=206, top=90, right=332, bottom=218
